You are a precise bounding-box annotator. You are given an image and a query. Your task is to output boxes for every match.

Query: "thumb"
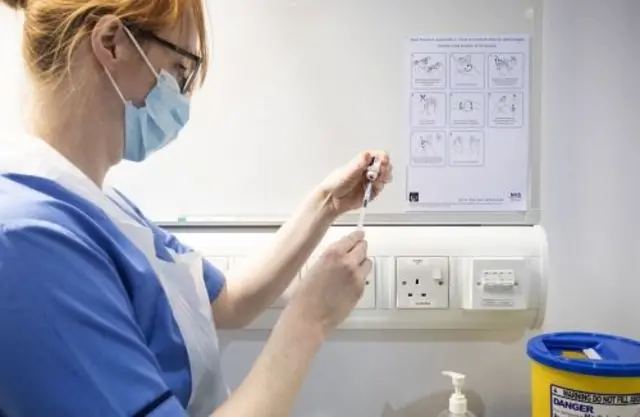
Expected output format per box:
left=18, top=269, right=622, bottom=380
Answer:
left=332, top=230, right=366, bottom=253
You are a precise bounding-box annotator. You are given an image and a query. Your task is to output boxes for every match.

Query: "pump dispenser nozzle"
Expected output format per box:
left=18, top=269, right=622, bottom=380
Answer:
left=442, top=371, right=468, bottom=415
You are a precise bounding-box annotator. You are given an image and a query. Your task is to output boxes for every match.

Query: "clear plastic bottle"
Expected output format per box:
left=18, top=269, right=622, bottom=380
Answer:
left=436, top=371, right=477, bottom=417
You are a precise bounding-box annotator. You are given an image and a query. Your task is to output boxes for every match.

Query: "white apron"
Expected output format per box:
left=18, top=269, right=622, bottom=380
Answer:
left=0, top=134, right=229, bottom=417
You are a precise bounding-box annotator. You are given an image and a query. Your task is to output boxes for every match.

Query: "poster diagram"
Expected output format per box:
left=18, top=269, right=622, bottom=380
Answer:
left=410, top=131, right=446, bottom=166
left=488, top=53, right=524, bottom=89
left=412, top=53, right=446, bottom=89
left=450, top=53, right=485, bottom=89
left=450, top=92, right=484, bottom=127
left=449, top=131, right=484, bottom=166
left=405, top=35, right=530, bottom=212
left=411, top=92, right=446, bottom=127
left=489, top=92, right=524, bottom=127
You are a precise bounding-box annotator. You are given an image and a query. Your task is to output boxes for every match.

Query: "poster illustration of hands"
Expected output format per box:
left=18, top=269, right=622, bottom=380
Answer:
left=407, top=35, right=530, bottom=212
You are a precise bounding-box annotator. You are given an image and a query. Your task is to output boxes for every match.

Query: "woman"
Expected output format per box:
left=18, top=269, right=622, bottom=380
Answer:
left=0, top=0, right=392, bottom=416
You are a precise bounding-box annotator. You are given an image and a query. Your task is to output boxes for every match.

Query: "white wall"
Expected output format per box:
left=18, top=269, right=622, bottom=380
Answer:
left=1, top=1, right=637, bottom=415
left=217, top=1, right=640, bottom=416
left=541, top=0, right=640, bottom=339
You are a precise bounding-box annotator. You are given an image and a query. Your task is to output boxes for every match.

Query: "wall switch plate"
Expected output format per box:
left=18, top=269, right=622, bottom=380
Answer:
left=461, top=257, right=529, bottom=310
left=355, top=258, right=376, bottom=309
left=396, top=257, right=449, bottom=309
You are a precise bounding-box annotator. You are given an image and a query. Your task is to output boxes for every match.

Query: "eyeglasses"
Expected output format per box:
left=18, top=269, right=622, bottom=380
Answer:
left=134, top=28, right=203, bottom=95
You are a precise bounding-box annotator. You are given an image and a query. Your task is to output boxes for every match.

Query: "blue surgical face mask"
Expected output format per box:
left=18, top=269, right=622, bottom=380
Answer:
left=104, top=27, right=191, bottom=162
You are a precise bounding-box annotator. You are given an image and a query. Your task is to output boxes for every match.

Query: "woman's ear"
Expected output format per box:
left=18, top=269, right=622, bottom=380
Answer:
left=90, top=15, right=131, bottom=72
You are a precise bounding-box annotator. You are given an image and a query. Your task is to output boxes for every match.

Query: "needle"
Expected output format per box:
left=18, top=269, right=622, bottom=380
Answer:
left=357, top=158, right=381, bottom=230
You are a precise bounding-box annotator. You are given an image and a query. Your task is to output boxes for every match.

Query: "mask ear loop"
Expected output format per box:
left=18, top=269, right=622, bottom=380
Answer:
left=122, top=26, right=160, bottom=80
left=103, top=66, right=126, bottom=104
left=103, top=24, right=160, bottom=104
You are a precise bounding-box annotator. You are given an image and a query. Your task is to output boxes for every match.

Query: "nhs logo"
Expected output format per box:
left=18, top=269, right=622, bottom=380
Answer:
left=508, top=191, right=522, bottom=202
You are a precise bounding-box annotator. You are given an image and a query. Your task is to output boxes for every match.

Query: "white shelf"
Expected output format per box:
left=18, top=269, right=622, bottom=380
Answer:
left=174, top=225, right=548, bottom=330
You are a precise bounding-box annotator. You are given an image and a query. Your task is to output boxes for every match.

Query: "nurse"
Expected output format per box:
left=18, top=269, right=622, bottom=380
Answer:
left=0, top=0, right=392, bottom=416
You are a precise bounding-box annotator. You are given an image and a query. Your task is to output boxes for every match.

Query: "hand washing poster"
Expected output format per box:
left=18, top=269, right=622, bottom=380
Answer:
left=405, top=35, right=530, bottom=212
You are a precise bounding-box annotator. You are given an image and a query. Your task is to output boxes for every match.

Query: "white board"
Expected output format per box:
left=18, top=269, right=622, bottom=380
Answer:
left=106, top=0, right=543, bottom=226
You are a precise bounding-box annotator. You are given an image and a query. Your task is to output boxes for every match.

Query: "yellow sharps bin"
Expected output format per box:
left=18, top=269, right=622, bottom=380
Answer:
left=527, top=332, right=640, bottom=417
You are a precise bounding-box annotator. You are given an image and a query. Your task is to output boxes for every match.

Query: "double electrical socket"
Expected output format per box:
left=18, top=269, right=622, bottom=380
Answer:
left=395, top=257, right=449, bottom=309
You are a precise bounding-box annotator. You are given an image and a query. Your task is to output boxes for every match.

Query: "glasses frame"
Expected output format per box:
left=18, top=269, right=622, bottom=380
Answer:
left=130, top=26, right=203, bottom=94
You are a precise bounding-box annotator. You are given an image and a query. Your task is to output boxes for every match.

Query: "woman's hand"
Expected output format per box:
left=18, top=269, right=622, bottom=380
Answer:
left=287, top=230, right=371, bottom=335
left=317, top=151, right=393, bottom=217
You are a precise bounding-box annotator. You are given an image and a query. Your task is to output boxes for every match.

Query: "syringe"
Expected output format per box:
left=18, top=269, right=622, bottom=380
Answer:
left=357, top=158, right=382, bottom=230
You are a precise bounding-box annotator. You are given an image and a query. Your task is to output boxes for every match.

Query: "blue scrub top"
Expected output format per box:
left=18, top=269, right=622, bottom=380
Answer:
left=0, top=173, right=226, bottom=417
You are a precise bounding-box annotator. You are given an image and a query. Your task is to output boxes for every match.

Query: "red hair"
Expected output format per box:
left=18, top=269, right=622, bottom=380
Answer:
left=2, top=0, right=209, bottom=88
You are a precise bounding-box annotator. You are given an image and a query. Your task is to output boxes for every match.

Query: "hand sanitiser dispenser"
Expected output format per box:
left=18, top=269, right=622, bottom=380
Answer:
left=436, top=371, right=476, bottom=417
